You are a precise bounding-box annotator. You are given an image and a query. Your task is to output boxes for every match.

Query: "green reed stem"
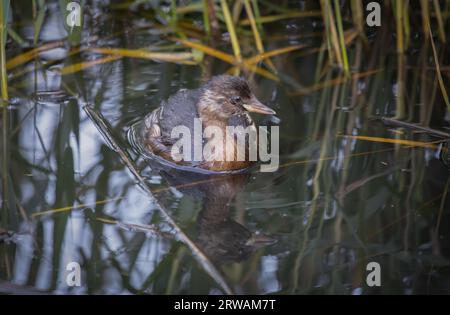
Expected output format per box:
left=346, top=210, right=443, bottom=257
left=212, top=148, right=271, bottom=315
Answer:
left=320, top=0, right=330, bottom=56
left=395, top=0, right=404, bottom=53
left=202, top=0, right=211, bottom=38
left=433, top=0, right=446, bottom=42
left=33, top=0, right=45, bottom=45
left=429, top=26, right=450, bottom=111
left=220, top=0, right=242, bottom=66
left=403, top=1, right=410, bottom=50
left=0, top=0, right=8, bottom=102
left=244, top=0, right=263, bottom=53
left=420, top=0, right=431, bottom=40
left=0, top=0, right=9, bottom=227
left=333, top=0, right=349, bottom=75
left=350, top=0, right=367, bottom=44
left=232, top=0, right=243, bottom=24
left=251, top=0, right=263, bottom=34
left=320, top=0, right=339, bottom=66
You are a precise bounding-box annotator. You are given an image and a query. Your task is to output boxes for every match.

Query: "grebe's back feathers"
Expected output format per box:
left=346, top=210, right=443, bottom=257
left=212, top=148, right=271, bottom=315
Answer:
left=159, top=88, right=201, bottom=138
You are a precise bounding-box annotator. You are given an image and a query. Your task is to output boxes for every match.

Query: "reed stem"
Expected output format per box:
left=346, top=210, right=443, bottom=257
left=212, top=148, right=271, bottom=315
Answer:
left=220, top=0, right=242, bottom=65
left=0, top=0, right=8, bottom=102
left=333, top=0, right=349, bottom=75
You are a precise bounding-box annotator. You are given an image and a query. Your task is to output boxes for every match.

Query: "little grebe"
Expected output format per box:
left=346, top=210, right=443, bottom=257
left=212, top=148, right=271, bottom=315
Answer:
left=142, top=75, right=276, bottom=172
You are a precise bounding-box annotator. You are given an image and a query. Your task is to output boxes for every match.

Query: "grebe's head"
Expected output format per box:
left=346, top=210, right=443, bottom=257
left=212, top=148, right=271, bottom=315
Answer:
left=199, top=75, right=276, bottom=119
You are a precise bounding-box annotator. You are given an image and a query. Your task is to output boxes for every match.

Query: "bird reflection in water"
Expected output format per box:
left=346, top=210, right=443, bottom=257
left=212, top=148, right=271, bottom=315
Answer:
left=164, top=169, right=276, bottom=264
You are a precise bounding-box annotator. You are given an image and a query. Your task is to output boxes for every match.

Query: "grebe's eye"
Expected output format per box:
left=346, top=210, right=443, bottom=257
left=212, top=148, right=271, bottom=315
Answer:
left=230, top=96, right=242, bottom=105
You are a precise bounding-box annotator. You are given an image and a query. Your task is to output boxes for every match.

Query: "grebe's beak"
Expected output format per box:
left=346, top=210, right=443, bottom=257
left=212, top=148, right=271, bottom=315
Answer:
left=243, top=96, right=276, bottom=115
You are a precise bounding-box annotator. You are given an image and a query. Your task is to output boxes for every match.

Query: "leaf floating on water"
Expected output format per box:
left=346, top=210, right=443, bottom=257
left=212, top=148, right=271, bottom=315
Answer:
left=172, top=38, right=236, bottom=64
left=290, top=69, right=381, bottom=96
left=239, top=11, right=322, bottom=25
left=95, top=217, right=172, bottom=238
left=87, top=47, right=198, bottom=65
left=245, top=44, right=307, bottom=65
left=5, top=40, right=65, bottom=70
left=59, top=55, right=122, bottom=75
left=117, top=221, right=174, bottom=239
left=31, top=197, right=124, bottom=218
left=173, top=38, right=279, bottom=81
left=381, top=117, right=450, bottom=138
left=340, top=135, right=439, bottom=149
left=32, top=90, right=76, bottom=103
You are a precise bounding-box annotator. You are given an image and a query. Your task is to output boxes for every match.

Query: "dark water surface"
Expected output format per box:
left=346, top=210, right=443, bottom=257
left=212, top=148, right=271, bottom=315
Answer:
left=1, top=1, right=450, bottom=294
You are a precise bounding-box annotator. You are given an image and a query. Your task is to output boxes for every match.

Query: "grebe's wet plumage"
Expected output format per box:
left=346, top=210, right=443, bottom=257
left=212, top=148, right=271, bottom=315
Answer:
left=143, top=75, right=276, bottom=172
